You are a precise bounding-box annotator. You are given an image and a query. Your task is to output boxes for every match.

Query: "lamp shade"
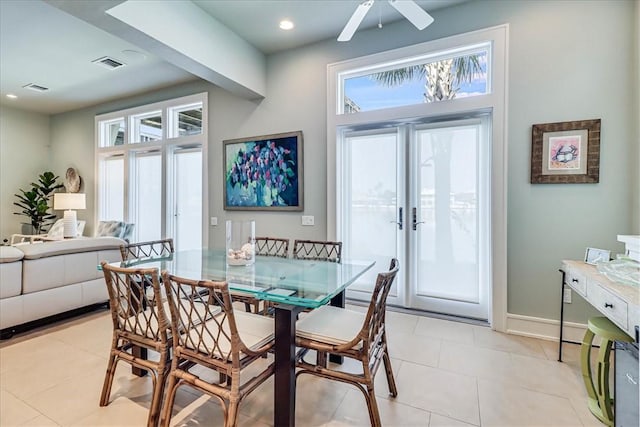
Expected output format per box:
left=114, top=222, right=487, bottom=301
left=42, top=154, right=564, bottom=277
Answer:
left=53, top=193, right=86, bottom=210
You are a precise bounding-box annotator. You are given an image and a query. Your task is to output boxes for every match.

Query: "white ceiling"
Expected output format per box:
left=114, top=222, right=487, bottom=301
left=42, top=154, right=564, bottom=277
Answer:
left=0, top=0, right=467, bottom=115
left=193, top=0, right=466, bottom=54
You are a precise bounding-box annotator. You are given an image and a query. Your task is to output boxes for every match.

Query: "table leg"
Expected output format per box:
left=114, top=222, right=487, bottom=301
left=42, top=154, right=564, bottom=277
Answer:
left=329, top=291, right=345, bottom=365
left=132, top=346, right=148, bottom=377
left=274, top=304, right=304, bottom=427
left=130, top=277, right=148, bottom=376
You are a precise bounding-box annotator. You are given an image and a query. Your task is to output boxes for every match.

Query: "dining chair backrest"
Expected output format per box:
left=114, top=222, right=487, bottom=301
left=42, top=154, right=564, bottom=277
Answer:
left=100, top=262, right=170, bottom=344
left=293, top=239, right=342, bottom=263
left=361, top=258, right=399, bottom=351
left=120, top=238, right=174, bottom=262
left=255, top=237, right=290, bottom=258
left=161, top=272, right=265, bottom=368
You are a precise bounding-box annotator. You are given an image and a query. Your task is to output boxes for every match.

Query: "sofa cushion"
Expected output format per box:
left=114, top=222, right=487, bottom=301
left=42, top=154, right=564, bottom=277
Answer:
left=0, top=261, right=22, bottom=298
left=121, top=223, right=135, bottom=242
left=0, top=246, right=24, bottom=263
left=22, top=256, right=66, bottom=294
left=18, top=237, right=125, bottom=260
left=96, top=221, right=125, bottom=238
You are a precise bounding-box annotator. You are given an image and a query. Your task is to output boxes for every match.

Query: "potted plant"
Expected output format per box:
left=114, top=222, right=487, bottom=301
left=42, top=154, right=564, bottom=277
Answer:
left=13, top=171, right=63, bottom=235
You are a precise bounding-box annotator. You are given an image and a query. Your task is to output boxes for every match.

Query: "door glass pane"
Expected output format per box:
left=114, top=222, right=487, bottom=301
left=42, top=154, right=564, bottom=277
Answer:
left=416, top=124, right=479, bottom=302
left=98, top=157, right=124, bottom=221
left=132, top=153, right=162, bottom=242
left=343, top=48, right=488, bottom=114
left=131, top=111, right=162, bottom=143
left=174, top=150, right=202, bottom=251
left=343, top=132, right=399, bottom=296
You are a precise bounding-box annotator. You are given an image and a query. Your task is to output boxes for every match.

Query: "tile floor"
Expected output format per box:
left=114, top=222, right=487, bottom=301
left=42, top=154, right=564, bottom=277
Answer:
left=0, top=306, right=602, bottom=427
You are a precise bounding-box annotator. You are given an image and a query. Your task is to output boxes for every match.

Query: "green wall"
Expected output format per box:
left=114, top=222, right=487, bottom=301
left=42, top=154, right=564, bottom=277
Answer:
left=13, top=0, right=638, bottom=325
left=0, top=105, right=51, bottom=239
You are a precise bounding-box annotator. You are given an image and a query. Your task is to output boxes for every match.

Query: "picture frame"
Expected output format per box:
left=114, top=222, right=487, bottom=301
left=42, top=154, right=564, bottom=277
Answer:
left=584, top=247, right=611, bottom=265
left=223, top=131, right=303, bottom=211
left=530, top=119, right=601, bottom=184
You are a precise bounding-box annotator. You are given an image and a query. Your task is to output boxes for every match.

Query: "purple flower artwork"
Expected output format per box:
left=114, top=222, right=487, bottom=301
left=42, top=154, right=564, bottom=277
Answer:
left=223, top=131, right=303, bottom=210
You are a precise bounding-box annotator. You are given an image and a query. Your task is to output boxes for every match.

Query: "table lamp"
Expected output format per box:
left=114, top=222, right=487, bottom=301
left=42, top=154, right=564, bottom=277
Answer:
left=53, top=193, right=86, bottom=238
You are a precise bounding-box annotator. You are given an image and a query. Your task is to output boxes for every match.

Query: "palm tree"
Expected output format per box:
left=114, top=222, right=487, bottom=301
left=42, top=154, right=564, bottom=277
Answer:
left=370, top=55, right=483, bottom=102
left=370, top=55, right=483, bottom=266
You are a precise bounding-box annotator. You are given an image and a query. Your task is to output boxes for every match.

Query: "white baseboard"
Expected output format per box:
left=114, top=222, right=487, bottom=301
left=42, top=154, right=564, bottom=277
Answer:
left=506, top=312, right=589, bottom=343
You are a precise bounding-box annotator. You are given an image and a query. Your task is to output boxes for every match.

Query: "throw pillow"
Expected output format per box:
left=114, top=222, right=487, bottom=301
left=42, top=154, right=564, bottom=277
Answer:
left=96, top=221, right=125, bottom=238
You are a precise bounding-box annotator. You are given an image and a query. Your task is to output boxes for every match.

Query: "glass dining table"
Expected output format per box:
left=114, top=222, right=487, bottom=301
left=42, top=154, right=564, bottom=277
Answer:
left=110, top=249, right=375, bottom=427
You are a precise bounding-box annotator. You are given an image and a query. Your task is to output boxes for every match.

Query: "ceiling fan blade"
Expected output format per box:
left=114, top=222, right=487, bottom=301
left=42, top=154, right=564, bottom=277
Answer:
left=338, top=0, right=374, bottom=42
left=388, top=0, right=434, bottom=30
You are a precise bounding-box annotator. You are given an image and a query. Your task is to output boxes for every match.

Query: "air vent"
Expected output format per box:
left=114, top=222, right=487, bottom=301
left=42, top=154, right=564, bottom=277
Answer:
left=92, top=56, right=126, bottom=70
left=22, top=83, right=49, bottom=92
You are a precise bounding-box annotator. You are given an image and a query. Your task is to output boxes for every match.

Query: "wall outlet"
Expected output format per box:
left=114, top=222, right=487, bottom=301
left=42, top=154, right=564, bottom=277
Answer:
left=210, top=217, right=218, bottom=226
left=301, top=215, right=314, bottom=226
left=563, top=288, right=572, bottom=304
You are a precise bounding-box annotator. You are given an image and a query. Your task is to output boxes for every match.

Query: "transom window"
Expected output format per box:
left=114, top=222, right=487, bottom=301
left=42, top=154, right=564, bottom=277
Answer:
left=340, top=43, right=490, bottom=114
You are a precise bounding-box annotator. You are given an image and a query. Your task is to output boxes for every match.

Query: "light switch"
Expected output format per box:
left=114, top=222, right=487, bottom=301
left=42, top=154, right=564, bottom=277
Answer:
left=301, top=215, right=314, bottom=226
left=210, top=217, right=218, bottom=226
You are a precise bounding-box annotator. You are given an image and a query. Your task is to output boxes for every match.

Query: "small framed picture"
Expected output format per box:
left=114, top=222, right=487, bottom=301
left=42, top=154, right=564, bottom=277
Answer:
left=584, top=247, right=610, bottom=265
left=530, top=119, right=601, bottom=184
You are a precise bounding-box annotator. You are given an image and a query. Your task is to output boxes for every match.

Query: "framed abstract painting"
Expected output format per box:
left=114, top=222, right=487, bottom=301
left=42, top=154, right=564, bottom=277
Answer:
left=223, top=131, right=303, bottom=210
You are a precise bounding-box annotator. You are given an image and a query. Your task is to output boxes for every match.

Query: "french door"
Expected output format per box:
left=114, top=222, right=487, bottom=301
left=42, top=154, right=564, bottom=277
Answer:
left=340, top=115, right=490, bottom=320
left=170, top=147, right=203, bottom=252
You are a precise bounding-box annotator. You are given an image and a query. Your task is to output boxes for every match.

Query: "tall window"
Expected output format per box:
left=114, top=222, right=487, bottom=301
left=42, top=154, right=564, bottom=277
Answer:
left=95, top=93, right=208, bottom=249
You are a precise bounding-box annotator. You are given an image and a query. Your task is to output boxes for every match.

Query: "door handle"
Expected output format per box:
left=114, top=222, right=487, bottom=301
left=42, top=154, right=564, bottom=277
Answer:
left=389, top=207, right=403, bottom=230
left=412, top=207, right=424, bottom=231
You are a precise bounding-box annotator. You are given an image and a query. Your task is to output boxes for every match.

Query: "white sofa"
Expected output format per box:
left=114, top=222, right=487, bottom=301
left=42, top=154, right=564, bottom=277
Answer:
left=0, top=237, right=125, bottom=333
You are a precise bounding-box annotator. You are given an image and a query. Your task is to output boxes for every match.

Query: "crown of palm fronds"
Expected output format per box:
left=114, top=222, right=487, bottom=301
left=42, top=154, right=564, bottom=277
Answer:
left=370, top=55, right=483, bottom=97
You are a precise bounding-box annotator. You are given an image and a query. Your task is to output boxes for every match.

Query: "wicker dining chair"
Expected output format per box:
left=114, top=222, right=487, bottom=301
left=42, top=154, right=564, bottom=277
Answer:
left=295, top=259, right=400, bottom=427
left=254, top=236, right=290, bottom=258
left=120, top=238, right=175, bottom=261
left=99, top=262, right=172, bottom=427
left=293, top=239, right=342, bottom=263
left=159, top=272, right=275, bottom=427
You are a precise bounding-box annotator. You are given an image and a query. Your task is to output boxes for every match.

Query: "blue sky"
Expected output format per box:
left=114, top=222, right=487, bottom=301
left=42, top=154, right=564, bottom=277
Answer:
left=345, top=75, right=487, bottom=111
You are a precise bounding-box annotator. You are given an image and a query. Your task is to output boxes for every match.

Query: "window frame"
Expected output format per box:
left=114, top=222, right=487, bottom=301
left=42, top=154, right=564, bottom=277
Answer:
left=94, top=92, right=208, bottom=247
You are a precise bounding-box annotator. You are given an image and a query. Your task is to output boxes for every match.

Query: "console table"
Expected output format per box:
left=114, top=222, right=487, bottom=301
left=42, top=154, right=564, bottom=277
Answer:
left=558, top=260, right=640, bottom=361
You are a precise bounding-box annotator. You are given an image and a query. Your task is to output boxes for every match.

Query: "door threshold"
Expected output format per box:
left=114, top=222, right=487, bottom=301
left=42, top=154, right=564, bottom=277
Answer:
left=346, top=298, right=490, bottom=327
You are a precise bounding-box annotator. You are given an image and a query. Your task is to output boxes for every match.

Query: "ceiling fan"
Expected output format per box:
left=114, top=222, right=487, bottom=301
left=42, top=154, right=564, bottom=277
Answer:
left=338, top=0, right=434, bottom=42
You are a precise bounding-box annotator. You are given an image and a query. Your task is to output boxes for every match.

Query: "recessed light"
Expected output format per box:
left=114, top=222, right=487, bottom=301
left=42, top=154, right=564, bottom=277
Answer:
left=121, top=49, right=147, bottom=60
left=279, top=20, right=294, bottom=30
left=6, top=94, right=17, bottom=99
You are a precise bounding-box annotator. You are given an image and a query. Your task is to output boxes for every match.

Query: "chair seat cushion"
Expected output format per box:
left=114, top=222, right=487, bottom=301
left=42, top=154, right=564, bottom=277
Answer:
left=183, top=310, right=274, bottom=358
left=234, top=311, right=275, bottom=350
left=296, top=305, right=364, bottom=347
